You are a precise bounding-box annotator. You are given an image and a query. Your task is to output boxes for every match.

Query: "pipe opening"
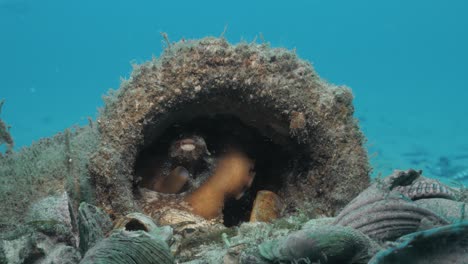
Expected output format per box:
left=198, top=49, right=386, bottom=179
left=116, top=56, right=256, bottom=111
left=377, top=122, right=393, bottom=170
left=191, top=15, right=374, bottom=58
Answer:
left=135, top=113, right=309, bottom=226
left=124, top=219, right=149, bottom=232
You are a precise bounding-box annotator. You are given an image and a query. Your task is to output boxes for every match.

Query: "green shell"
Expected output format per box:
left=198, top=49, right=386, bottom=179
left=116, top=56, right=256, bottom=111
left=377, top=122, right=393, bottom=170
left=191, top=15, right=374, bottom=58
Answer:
left=80, top=230, right=174, bottom=264
left=258, top=225, right=375, bottom=264
left=78, top=202, right=113, bottom=255
left=368, top=221, right=468, bottom=264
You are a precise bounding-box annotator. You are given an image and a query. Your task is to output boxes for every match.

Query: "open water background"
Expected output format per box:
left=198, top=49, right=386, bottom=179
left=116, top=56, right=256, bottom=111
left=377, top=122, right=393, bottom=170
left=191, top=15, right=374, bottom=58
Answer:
left=1, top=0, right=467, bottom=181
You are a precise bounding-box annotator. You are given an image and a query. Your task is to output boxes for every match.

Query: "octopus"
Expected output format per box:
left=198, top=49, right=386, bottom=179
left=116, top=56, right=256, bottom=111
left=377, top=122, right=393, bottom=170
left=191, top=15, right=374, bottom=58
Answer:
left=138, top=135, right=211, bottom=194
left=184, top=147, right=256, bottom=220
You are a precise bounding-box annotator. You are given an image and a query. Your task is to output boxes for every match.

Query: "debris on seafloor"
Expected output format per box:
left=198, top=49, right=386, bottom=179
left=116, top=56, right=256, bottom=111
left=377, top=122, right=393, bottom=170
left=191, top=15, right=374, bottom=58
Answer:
left=2, top=168, right=467, bottom=263
left=235, top=170, right=467, bottom=264
left=391, top=174, right=456, bottom=200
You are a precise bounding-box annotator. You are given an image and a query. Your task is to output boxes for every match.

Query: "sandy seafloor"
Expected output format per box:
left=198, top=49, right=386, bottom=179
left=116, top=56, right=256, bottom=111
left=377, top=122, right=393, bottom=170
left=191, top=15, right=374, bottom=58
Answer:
left=1, top=0, right=467, bottom=184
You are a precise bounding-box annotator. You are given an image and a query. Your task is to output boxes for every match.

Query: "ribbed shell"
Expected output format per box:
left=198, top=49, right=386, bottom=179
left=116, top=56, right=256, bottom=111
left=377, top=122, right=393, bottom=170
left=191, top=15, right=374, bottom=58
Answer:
left=368, top=221, right=468, bottom=264
left=80, top=230, right=174, bottom=264
left=393, top=179, right=455, bottom=200
left=157, top=208, right=212, bottom=234
left=333, top=187, right=449, bottom=241
left=114, top=212, right=173, bottom=244
left=415, top=198, right=467, bottom=223
left=78, top=202, right=113, bottom=255
left=258, top=225, right=375, bottom=264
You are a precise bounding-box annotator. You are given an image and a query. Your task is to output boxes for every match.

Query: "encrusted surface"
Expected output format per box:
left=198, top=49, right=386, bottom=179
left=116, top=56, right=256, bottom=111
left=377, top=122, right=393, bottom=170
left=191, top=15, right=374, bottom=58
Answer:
left=88, top=37, right=370, bottom=219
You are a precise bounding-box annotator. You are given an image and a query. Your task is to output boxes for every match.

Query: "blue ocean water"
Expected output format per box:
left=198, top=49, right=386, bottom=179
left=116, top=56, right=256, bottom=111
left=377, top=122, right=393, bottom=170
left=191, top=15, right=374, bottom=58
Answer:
left=1, top=0, right=467, bottom=181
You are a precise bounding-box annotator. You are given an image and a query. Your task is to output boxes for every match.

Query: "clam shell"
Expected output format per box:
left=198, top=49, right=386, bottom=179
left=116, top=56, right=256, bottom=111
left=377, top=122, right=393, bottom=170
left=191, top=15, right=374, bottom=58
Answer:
left=157, top=208, right=212, bottom=235
left=334, top=184, right=449, bottom=241
left=80, top=230, right=174, bottom=264
left=249, top=190, right=284, bottom=223
left=415, top=198, right=467, bottom=224
left=257, top=225, right=376, bottom=264
left=114, top=212, right=173, bottom=244
left=78, top=202, right=113, bottom=254
left=368, top=221, right=468, bottom=264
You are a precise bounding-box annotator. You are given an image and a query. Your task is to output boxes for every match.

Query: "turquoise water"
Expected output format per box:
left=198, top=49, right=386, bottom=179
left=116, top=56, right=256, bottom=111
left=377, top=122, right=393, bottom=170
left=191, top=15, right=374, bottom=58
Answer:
left=1, top=0, right=467, bottom=181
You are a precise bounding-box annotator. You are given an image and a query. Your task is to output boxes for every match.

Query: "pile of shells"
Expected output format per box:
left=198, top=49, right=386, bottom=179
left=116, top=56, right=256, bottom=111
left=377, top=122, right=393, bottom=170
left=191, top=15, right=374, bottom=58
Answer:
left=238, top=169, right=468, bottom=264
left=1, top=169, right=467, bottom=263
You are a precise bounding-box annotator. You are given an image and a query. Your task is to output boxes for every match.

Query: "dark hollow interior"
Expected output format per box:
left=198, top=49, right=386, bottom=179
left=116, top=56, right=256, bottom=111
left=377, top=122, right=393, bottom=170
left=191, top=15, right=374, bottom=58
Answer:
left=135, top=114, right=309, bottom=226
left=125, top=219, right=149, bottom=232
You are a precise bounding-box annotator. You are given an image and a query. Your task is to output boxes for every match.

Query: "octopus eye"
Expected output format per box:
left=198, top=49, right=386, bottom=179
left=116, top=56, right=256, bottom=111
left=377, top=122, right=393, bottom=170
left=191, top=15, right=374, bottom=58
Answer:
left=180, top=142, right=196, bottom=151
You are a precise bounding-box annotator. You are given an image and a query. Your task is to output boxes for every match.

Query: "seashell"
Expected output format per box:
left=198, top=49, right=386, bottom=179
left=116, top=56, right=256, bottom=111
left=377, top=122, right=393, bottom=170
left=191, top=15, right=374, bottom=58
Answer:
left=80, top=230, right=174, bottom=264
left=157, top=208, right=212, bottom=235
left=78, top=202, right=113, bottom=254
left=415, top=198, right=467, bottom=223
left=249, top=190, right=284, bottom=223
left=256, top=225, right=376, bottom=264
left=393, top=178, right=455, bottom=200
left=334, top=181, right=449, bottom=241
left=114, top=212, right=173, bottom=244
left=380, top=169, right=455, bottom=200
left=368, top=221, right=468, bottom=264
